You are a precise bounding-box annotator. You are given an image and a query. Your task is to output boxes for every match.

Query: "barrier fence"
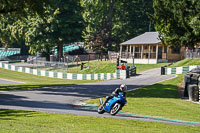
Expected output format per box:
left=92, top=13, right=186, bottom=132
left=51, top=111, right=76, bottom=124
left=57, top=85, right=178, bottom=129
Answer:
left=0, top=62, right=125, bottom=80
left=162, top=66, right=198, bottom=75
left=27, top=54, right=108, bottom=73
left=161, top=65, right=200, bottom=103
left=185, top=49, right=200, bottom=59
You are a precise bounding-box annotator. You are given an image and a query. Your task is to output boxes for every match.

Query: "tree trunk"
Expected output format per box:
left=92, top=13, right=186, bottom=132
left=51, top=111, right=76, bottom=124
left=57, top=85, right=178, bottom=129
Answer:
left=57, top=41, right=63, bottom=61
left=46, top=47, right=50, bottom=61
left=108, top=0, right=114, bottom=51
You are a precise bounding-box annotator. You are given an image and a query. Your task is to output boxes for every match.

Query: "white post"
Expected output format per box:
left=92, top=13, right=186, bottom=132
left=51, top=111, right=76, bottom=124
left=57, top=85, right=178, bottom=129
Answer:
left=120, top=45, right=122, bottom=57
left=148, top=45, right=151, bottom=59
left=199, top=77, right=200, bottom=103
left=126, top=45, right=129, bottom=58
left=148, top=45, right=151, bottom=64
left=126, top=45, right=129, bottom=53
left=141, top=45, right=143, bottom=59
left=156, top=44, right=158, bottom=61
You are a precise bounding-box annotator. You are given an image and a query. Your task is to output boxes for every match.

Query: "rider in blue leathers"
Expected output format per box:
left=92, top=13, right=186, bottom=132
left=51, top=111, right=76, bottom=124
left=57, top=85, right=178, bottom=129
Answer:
left=102, top=84, right=127, bottom=107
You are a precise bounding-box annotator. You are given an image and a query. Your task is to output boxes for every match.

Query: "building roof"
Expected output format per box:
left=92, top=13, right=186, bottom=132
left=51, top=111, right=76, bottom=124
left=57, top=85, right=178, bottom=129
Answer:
left=121, top=32, right=161, bottom=45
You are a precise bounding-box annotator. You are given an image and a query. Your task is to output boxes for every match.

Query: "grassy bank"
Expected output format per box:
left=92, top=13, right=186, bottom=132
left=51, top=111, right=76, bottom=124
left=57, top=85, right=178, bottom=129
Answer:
left=19, top=60, right=168, bottom=74
left=0, top=60, right=167, bottom=90
left=0, top=109, right=199, bottom=133
left=87, top=75, right=200, bottom=122
left=135, top=63, right=168, bottom=73
left=0, top=68, right=97, bottom=91
left=170, top=59, right=200, bottom=67
left=66, top=61, right=168, bottom=74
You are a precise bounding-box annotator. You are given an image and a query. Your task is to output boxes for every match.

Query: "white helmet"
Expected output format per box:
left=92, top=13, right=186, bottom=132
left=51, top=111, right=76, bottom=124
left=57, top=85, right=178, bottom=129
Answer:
left=120, top=84, right=127, bottom=92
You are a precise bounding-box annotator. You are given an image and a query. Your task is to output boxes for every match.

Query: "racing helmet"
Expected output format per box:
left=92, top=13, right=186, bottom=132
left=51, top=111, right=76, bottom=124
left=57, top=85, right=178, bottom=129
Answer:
left=120, top=84, right=127, bottom=92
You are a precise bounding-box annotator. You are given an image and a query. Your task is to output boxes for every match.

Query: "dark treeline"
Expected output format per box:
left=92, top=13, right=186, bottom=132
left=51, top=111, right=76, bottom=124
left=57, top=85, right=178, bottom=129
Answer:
left=1, top=0, right=199, bottom=61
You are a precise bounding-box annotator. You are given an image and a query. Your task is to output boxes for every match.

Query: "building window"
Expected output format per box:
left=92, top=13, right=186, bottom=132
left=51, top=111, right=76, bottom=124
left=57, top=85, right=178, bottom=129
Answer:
left=135, top=47, right=140, bottom=52
left=153, top=46, right=156, bottom=52
left=172, top=47, right=180, bottom=54
left=164, top=46, right=167, bottom=53
left=144, top=46, right=148, bottom=50
left=122, top=46, right=127, bottom=52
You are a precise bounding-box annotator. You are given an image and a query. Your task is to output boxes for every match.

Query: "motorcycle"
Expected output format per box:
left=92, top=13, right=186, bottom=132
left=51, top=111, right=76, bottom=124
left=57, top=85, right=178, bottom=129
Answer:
left=97, top=92, right=127, bottom=115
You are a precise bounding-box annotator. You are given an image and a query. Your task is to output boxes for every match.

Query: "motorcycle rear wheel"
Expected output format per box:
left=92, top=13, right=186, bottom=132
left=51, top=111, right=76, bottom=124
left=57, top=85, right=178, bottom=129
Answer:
left=110, top=103, right=121, bottom=116
left=97, top=105, right=105, bottom=114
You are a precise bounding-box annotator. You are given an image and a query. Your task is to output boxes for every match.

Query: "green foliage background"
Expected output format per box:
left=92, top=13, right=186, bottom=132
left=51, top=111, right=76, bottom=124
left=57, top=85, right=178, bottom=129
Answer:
left=152, top=0, right=200, bottom=48
left=0, top=0, right=154, bottom=59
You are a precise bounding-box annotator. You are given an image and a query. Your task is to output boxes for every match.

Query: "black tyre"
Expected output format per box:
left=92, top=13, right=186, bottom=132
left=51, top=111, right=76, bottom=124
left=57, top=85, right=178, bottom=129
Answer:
left=97, top=106, right=105, bottom=114
left=110, top=103, right=121, bottom=116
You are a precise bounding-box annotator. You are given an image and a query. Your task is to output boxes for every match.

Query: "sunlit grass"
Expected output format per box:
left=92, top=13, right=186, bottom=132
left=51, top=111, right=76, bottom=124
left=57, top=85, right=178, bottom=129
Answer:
left=28, top=60, right=168, bottom=74
left=170, top=59, right=200, bottom=67
left=0, top=68, right=97, bottom=91
left=0, top=109, right=199, bottom=133
left=87, top=75, right=200, bottom=122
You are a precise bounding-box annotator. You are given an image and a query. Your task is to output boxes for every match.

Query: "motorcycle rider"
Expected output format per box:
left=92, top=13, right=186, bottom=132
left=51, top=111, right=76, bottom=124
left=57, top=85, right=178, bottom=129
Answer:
left=102, top=84, right=127, bottom=107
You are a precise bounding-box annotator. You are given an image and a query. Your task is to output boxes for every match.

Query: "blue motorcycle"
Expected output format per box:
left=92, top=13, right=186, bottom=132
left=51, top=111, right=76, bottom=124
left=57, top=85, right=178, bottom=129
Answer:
left=98, top=92, right=127, bottom=115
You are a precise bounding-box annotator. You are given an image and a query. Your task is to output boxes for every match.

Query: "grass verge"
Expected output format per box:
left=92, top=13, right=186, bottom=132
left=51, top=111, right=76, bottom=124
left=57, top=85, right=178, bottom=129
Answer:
left=170, top=59, right=200, bottom=67
left=0, top=68, right=97, bottom=91
left=0, top=109, right=200, bottom=133
left=22, top=60, right=168, bottom=74
left=87, top=75, right=200, bottom=122
left=134, top=63, right=168, bottom=73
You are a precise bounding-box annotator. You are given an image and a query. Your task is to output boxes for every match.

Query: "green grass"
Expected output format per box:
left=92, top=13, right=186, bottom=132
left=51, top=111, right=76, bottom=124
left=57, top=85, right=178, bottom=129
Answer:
left=0, top=109, right=200, bottom=133
left=170, top=59, right=200, bottom=67
left=39, top=60, right=117, bottom=74
left=134, top=63, right=168, bottom=73
left=87, top=75, right=200, bottom=122
left=0, top=61, right=167, bottom=90
left=0, top=68, right=97, bottom=91
left=35, top=60, right=168, bottom=74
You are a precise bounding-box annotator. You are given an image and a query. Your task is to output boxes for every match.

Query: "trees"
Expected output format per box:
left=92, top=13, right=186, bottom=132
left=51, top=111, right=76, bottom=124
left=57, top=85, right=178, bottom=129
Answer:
left=26, top=0, right=84, bottom=61
left=121, top=0, right=154, bottom=39
left=0, top=0, right=54, bottom=50
left=0, top=0, right=52, bottom=16
left=0, top=0, right=154, bottom=59
left=81, top=0, right=116, bottom=56
left=152, top=0, right=200, bottom=48
left=82, top=0, right=154, bottom=54
left=0, top=0, right=84, bottom=61
left=49, top=0, right=84, bottom=61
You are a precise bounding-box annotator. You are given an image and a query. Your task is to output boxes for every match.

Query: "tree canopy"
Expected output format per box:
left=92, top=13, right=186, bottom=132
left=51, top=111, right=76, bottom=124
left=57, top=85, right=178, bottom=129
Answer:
left=0, top=0, right=52, bottom=16
left=0, top=0, right=154, bottom=59
left=152, top=0, right=200, bottom=48
left=82, top=0, right=153, bottom=54
left=0, top=0, right=84, bottom=61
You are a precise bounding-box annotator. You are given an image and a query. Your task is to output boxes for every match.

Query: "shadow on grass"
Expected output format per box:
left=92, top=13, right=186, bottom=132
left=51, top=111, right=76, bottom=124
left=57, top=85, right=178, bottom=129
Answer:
left=0, top=84, right=139, bottom=111
left=0, top=82, right=180, bottom=119
left=0, top=84, right=75, bottom=91
left=127, top=83, right=179, bottom=98
left=0, top=109, right=39, bottom=120
left=0, top=82, right=179, bottom=99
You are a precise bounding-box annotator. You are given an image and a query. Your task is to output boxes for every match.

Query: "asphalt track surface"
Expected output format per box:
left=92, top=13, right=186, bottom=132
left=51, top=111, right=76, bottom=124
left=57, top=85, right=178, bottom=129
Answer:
left=0, top=78, right=22, bottom=84
left=0, top=68, right=200, bottom=126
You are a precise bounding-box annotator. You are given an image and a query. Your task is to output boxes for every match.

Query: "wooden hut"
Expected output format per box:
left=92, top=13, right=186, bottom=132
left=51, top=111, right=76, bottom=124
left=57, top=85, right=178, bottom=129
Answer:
left=120, top=32, right=185, bottom=64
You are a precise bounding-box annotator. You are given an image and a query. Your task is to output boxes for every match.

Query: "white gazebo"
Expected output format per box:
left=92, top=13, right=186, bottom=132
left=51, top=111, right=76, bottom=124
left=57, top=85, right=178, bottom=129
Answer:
left=120, top=32, right=168, bottom=64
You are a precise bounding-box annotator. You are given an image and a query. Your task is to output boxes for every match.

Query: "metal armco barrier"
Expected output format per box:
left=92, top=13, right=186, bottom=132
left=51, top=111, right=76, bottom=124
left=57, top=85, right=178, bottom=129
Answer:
left=130, top=66, right=136, bottom=76
left=184, top=67, right=200, bottom=102
left=161, top=67, right=166, bottom=75
left=188, top=84, right=199, bottom=101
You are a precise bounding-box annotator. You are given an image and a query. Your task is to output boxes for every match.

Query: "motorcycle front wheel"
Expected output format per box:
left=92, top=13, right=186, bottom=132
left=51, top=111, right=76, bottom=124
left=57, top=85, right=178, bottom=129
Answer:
left=110, top=103, right=121, bottom=116
left=97, top=105, right=105, bottom=114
